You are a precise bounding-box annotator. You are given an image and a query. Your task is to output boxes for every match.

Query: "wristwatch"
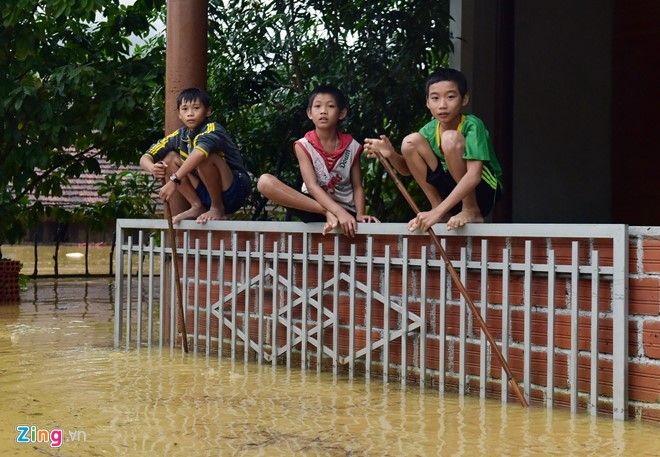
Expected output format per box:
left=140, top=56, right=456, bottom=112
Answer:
left=169, top=173, right=181, bottom=184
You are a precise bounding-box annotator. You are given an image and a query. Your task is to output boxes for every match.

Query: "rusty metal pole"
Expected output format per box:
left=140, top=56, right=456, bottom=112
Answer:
left=165, top=0, right=208, bottom=132
left=163, top=0, right=208, bottom=351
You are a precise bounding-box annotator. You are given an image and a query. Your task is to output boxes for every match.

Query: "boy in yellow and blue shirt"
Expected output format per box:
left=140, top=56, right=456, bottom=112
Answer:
left=140, top=88, right=251, bottom=224
left=365, top=68, right=502, bottom=230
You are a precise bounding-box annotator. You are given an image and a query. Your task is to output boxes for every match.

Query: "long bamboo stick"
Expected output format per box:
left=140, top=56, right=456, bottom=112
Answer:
left=162, top=181, right=189, bottom=353
left=373, top=150, right=527, bottom=407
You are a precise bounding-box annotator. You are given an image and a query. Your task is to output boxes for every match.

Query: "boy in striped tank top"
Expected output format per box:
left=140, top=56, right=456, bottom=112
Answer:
left=257, top=85, right=378, bottom=237
left=365, top=68, right=502, bottom=231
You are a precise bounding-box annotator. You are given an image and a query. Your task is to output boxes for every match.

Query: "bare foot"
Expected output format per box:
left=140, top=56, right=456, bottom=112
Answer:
left=196, top=207, right=226, bottom=224
left=322, top=212, right=339, bottom=235
left=447, top=209, right=483, bottom=230
left=172, top=205, right=206, bottom=224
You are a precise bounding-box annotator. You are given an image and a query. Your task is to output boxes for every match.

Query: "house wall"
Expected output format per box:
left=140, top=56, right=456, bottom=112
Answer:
left=511, top=0, right=613, bottom=222
left=176, top=227, right=660, bottom=422
left=628, top=227, right=660, bottom=421
left=611, top=0, right=660, bottom=224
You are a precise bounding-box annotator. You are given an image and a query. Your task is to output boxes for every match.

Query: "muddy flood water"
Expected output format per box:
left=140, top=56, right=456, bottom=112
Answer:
left=0, top=278, right=658, bottom=456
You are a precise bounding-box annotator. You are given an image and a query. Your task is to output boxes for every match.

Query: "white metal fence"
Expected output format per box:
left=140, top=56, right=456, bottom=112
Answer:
left=114, top=220, right=628, bottom=420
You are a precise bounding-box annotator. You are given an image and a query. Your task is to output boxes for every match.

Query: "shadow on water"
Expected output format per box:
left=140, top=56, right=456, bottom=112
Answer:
left=0, top=278, right=658, bottom=456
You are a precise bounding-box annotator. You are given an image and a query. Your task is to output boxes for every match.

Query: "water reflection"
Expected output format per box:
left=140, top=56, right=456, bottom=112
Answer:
left=0, top=278, right=658, bottom=456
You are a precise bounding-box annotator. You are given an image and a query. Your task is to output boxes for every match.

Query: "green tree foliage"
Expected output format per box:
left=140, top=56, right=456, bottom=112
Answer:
left=1, top=0, right=453, bottom=253
left=207, top=0, right=452, bottom=221
left=80, top=170, right=157, bottom=274
left=0, top=0, right=166, bottom=253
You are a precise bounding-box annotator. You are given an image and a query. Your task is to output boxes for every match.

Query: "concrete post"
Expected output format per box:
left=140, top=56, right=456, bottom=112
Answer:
left=163, top=0, right=208, bottom=347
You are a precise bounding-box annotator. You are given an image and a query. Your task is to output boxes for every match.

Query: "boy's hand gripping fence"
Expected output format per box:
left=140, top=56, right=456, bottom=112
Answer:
left=162, top=177, right=189, bottom=353
left=372, top=150, right=528, bottom=407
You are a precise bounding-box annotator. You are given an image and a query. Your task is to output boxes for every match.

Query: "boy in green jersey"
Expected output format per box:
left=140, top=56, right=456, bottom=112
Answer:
left=365, top=68, right=502, bottom=230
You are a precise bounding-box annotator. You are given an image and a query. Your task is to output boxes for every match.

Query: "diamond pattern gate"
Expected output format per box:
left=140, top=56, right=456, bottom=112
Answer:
left=114, top=220, right=628, bottom=419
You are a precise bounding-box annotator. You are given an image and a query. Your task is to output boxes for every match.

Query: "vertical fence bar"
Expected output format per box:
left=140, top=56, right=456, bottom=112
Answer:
left=218, top=239, right=225, bottom=357
left=193, top=238, right=200, bottom=353
left=419, top=246, right=427, bottom=388
left=458, top=247, right=467, bottom=397
left=169, top=242, right=175, bottom=349
left=439, top=238, right=447, bottom=392
left=332, top=235, right=340, bottom=377
left=182, top=231, right=189, bottom=333
left=231, top=233, right=238, bottom=361
left=159, top=230, right=165, bottom=349
left=301, top=233, right=309, bottom=370
left=401, top=238, right=409, bottom=386
left=147, top=235, right=154, bottom=348
left=479, top=239, right=488, bottom=398
left=125, top=235, right=133, bottom=348
left=365, top=237, right=374, bottom=381
left=114, top=222, right=124, bottom=348
left=205, top=231, right=212, bottom=356
left=286, top=235, right=293, bottom=369
left=547, top=249, right=556, bottom=406
left=590, top=250, right=600, bottom=416
left=244, top=240, right=251, bottom=363
left=501, top=247, right=510, bottom=403
left=316, top=242, right=323, bottom=372
left=271, top=241, right=279, bottom=367
left=258, top=234, right=265, bottom=364
left=523, top=240, right=532, bottom=404
left=612, top=225, right=628, bottom=420
left=570, top=241, right=579, bottom=413
left=383, top=245, right=391, bottom=383
left=136, top=230, right=144, bottom=347
left=349, top=243, right=356, bottom=379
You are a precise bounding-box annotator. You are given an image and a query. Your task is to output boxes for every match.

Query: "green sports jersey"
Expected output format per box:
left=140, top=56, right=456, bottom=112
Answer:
left=418, top=114, right=503, bottom=190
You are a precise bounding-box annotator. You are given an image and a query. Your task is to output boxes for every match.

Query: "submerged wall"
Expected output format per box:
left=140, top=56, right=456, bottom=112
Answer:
left=154, top=224, right=659, bottom=422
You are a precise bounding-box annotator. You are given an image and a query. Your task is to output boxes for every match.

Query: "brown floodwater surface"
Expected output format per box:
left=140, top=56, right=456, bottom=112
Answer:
left=0, top=279, right=658, bottom=456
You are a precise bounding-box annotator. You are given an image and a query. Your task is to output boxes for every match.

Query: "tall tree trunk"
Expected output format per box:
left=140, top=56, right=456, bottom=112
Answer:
left=53, top=223, right=67, bottom=277
left=109, top=230, right=115, bottom=276
left=32, top=236, right=38, bottom=277
left=84, top=228, right=90, bottom=276
left=53, top=228, right=60, bottom=277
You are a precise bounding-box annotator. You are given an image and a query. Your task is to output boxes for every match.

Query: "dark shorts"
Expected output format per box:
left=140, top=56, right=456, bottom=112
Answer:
left=426, top=164, right=501, bottom=217
left=195, top=169, right=252, bottom=215
left=286, top=193, right=356, bottom=223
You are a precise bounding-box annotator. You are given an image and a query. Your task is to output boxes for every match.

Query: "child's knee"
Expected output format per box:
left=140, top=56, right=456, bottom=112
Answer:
left=257, top=173, right=277, bottom=194
left=401, top=133, right=426, bottom=159
left=163, top=151, right=182, bottom=167
left=440, top=130, right=465, bottom=157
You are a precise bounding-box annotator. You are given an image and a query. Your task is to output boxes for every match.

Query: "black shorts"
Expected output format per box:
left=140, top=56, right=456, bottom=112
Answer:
left=426, top=164, right=501, bottom=216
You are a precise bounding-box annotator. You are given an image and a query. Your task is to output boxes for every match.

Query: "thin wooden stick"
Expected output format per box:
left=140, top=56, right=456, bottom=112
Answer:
left=373, top=150, right=528, bottom=407
left=162, top=183, right=189, bottom=353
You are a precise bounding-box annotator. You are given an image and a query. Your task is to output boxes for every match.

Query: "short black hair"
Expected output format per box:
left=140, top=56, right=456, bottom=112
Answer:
left=307, top=84, right=349, bottom=112
left=425, top=68, right=468, bottom=98
left=176, top=87, right=211, bottom=109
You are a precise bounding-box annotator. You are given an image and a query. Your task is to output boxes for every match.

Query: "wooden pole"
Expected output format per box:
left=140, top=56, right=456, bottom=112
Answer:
left=373, top=150, right=528, bottom=407
left=163, top=195, right=189, bottom=353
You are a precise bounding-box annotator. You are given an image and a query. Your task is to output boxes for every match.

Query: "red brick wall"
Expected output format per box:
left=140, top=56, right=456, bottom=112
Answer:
left=178, top=226, right=660, bottom=422
left=628, top=227, right=660, bottom=421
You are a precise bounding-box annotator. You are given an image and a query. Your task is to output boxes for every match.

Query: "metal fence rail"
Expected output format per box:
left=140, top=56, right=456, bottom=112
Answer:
left=114, top=220, right=628, bottom=420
